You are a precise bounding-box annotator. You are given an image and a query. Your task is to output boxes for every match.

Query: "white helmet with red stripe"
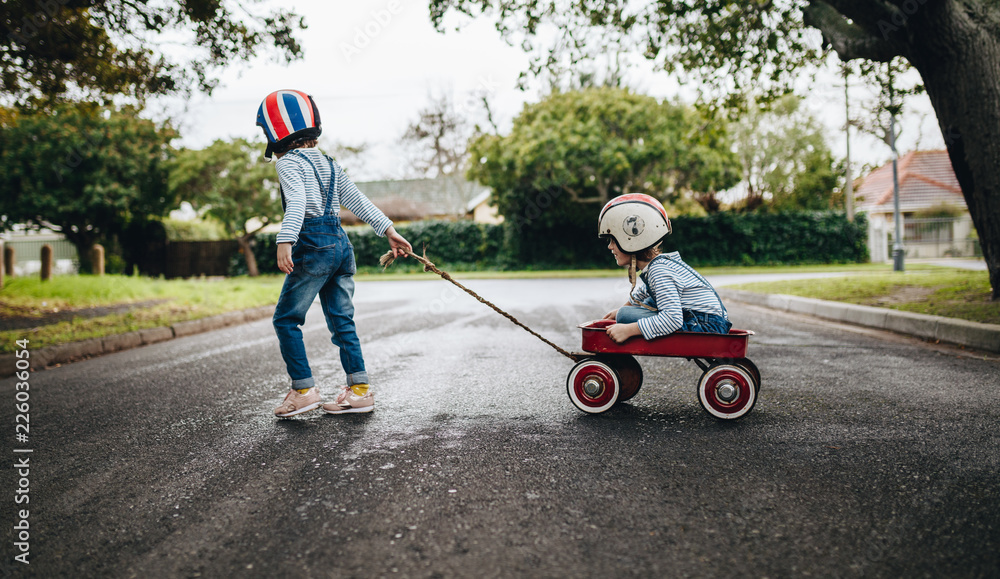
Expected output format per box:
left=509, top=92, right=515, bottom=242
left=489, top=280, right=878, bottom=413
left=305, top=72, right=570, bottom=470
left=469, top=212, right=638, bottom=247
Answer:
left=255, top=89, right=322, bottom=160
left=598, top=194, right=672, bottom=252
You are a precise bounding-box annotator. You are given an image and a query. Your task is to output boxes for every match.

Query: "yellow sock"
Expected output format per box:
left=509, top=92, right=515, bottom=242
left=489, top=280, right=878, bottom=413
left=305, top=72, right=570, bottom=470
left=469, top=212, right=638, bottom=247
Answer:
left=350, top=384, right=369, bottom=396
left=296, top=388, right=311, bottom=394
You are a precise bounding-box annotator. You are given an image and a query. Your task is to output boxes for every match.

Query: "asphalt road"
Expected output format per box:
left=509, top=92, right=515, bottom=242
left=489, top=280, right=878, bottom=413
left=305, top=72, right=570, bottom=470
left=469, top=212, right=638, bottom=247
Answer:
left=2, top=277, right=999, bottom=578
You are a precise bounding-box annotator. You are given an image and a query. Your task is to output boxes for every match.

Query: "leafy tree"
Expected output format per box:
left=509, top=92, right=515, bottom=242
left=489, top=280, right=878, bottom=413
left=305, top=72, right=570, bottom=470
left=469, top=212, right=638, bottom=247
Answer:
left=401, top=94, right=471, bottom=178
left=466, top=87, right=739, bottom=263
left=322, top=139, right=371, bottom=179
left=469, top=87, right=738, bottom=220
left=430, top=0, right=1000, bottom=297
left=848, top=58, right=923, bottom=148
left=168, top=138, right=281, bottom=277
left=0, top=104, right=176, bottom=272
left=781, top=149, right=839, bottom=212
left=1, top=0, right=304, bottom=106
left=731, top=94, right=839, bottom=212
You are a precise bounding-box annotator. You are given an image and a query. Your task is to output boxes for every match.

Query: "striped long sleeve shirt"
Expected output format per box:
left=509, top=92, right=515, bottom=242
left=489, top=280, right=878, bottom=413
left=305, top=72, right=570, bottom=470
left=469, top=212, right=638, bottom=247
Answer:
left=630, top=251, right=728, bottom=340
left=275, top=148, right=392, bottom=244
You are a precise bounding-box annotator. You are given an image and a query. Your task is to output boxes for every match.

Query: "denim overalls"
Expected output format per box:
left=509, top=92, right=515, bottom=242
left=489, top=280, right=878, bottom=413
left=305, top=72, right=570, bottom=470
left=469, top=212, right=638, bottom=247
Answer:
left=272, top=151, right=369, bottom=390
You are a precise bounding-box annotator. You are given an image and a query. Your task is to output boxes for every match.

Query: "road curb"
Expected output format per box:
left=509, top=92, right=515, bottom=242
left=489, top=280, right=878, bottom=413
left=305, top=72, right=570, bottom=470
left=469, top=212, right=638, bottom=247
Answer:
left=719, top=289, right=1000, bottom=354
left=0, top=304, right=276, bottom=378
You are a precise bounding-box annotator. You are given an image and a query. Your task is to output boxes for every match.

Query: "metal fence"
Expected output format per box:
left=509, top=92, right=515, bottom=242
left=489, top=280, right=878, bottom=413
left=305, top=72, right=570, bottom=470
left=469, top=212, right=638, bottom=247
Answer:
left=895, top=217, right=979, bottom=258
left=904, top=218, right=957, bottom=243
left=1, top=237, right=79, bottom=275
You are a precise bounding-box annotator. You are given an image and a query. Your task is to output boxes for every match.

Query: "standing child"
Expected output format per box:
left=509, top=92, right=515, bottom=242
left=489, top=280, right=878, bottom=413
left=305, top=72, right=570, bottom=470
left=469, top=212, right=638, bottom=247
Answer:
left=256, top=89, right=412, bottom=418
left=598, top=194, right=731, bottom=344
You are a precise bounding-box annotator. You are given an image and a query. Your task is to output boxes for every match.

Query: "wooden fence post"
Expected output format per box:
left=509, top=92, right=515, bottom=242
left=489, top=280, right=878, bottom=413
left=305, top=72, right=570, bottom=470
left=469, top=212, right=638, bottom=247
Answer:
left=40, top=244, right=53, bottom=281
left=3, top=244, right=14, bottom=279
left=92, top=244, right=105, bottom=276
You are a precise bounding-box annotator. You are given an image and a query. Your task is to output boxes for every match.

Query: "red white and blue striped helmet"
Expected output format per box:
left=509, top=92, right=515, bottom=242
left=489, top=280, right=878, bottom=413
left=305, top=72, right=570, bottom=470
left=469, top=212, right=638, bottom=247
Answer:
left=255, top=89, right=322, bottom=160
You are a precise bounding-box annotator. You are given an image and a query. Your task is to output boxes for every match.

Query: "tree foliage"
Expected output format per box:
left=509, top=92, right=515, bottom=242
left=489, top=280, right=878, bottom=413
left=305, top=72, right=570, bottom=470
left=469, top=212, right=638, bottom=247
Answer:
left=466, top=87, right=740, bottom=264
left=1, top=0, right=304, bottom=106
left=430, top=0, right=1000, bottom=298
left=322, top=139, right=371, bottom=179
left=430, top=0, right=821, bottom=108
left=468, top=87, right=739, bottom=226
left=730, top=94, right=839, bottom=212
left=401, top=94, right=471, bottom=178
left=168, top=138, right=281, bottom=276
left=0, top=104, right=176, bottom=272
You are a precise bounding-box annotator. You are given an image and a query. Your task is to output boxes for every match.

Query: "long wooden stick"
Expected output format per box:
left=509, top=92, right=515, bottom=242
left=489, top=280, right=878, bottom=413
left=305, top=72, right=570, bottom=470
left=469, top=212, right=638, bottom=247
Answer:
left=381, top=249, right=580, bottom=361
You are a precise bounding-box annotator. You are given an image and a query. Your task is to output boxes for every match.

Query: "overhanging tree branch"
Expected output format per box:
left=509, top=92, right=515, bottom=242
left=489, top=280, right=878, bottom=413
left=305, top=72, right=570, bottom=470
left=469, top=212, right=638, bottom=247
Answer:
left=561, top=184, right=604, bottom=204
left=802, top=1, right=903, bottom=62
left=2, top=0, right=305, bottom=106
left=819, top=0, right=901, bottom=23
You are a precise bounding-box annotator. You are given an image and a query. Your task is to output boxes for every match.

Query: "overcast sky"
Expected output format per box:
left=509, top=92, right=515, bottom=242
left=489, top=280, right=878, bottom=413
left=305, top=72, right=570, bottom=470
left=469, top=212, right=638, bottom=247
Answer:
left=152, top=0, right=946, bottom=183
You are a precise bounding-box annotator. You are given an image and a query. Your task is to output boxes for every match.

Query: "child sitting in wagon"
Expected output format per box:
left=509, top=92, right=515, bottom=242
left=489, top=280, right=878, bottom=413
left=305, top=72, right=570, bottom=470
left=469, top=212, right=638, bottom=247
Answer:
left=599, top=194, right=731, bottom=344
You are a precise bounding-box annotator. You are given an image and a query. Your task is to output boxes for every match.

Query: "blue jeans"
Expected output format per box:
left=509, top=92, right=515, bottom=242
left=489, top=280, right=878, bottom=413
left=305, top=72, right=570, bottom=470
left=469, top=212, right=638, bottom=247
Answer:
left=617, top=301, right=732, bottom=334
left=272, top=216, right=368, bottom=389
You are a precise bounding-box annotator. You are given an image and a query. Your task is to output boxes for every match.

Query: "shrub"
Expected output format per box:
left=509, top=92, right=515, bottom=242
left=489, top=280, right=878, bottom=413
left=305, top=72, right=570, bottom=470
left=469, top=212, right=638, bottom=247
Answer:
left=237, top=220, right=505, bottom=275
left=349, top=220, right=502, bottom=270
left=667, top=211, right=867, bottom=266
left=237, top=211, right=868, bottom=274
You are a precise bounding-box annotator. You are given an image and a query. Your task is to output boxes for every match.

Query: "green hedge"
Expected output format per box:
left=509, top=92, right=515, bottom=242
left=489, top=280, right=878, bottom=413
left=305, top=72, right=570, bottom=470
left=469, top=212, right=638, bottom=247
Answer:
left=494, top=211, right=867, bottom=269
left=349, top=220, right=504, bottom=271
left=669, top=211, right=869, bottom=266
left=232, top=211, right=867, bottom=275
left=230, top=220, right=505, bottom=275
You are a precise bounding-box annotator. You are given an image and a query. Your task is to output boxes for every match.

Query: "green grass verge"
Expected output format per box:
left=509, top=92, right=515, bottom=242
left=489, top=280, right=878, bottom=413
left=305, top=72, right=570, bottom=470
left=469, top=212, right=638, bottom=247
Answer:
left=0, top=275, right=283, bottom=353
left=730, top=269, right=998, bottom=325
left=697, top=262, right=944, bottom=276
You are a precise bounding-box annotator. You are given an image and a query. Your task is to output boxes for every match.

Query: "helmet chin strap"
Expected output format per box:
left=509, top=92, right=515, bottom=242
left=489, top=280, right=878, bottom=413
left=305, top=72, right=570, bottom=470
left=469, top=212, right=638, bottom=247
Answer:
left=628, top=254, right=637, bottom=291
left=627, top=252, right=658, bottom=312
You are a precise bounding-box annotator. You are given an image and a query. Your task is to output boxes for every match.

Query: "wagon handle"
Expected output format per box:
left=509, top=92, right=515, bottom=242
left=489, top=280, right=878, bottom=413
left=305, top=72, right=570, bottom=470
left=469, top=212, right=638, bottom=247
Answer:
left=380, top=248, right=583, bottom=362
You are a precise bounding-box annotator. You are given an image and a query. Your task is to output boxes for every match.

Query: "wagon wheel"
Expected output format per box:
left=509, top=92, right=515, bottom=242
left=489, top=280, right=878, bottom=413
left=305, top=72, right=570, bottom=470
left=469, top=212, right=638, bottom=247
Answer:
left=598, top=354, right=643, bottom=403
left=732, top=358, right=761, bottom=392
left=697, top=363, right=757, bottom=420
left=566, top=358, right=621, bottom=414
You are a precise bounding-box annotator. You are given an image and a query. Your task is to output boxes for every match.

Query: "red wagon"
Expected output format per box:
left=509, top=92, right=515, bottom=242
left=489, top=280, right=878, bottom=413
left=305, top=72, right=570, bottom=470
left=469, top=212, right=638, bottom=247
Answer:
left=568, top=319, right=760, bottom=419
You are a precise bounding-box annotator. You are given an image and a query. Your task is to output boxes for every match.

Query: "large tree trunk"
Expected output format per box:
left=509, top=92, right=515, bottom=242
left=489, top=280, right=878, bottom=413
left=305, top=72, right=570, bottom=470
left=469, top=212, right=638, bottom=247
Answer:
left=61, top=228, right=98, bottom=274
left=237, top=234, right=260, bottom=277
left=906, top=2, right=1000, bottom=299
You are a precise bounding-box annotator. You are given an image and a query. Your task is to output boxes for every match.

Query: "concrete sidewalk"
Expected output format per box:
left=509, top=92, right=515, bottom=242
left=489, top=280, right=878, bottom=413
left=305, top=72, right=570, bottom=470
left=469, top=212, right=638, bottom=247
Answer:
left=720, top=288, right=1000, bottom=354
left=908, top=257, right=988, bottom=271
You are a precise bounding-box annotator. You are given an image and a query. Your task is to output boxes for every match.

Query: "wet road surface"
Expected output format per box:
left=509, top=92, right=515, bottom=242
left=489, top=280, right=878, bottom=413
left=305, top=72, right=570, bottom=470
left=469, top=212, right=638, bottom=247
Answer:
left=2, top=277, right=999, bottom=578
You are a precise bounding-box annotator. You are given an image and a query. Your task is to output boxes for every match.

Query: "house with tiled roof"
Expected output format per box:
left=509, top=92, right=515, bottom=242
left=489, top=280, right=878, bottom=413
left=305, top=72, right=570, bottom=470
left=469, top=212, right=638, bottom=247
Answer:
left=855, top=150, right=978, bottom=260
left=343, top=175, right=494, bottom=224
